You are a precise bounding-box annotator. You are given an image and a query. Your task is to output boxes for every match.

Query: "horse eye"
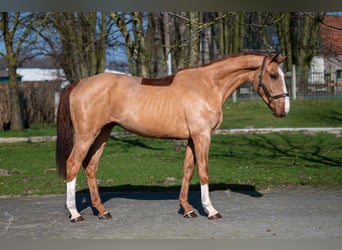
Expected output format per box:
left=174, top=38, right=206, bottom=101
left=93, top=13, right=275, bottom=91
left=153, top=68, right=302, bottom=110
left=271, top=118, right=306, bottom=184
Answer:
left=270, top=74, right=277, bottom=79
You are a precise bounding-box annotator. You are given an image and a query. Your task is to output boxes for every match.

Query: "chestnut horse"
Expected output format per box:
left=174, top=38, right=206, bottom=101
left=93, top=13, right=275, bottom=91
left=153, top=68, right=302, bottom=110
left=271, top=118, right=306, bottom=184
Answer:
left=56, top=52, right=290, bottom=222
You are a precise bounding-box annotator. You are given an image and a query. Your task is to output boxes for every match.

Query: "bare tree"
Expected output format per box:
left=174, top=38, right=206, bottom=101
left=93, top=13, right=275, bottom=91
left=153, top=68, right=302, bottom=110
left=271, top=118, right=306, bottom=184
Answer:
left=273, top=12, right=325, bottom=78
left=38, top=12, right=108, bottom=82
left=110, top=12, right=150, bottom=77
left=0, top=12, right=36, bottom=130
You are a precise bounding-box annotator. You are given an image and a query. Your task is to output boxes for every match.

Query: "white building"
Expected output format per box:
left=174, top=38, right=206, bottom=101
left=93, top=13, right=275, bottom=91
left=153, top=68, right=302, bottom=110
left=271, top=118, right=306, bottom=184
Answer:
left=16, top=68, right=128, bottom=88
left=309, top=56, right=325, bottom=84
left=17, top=68, right=65, bottom=82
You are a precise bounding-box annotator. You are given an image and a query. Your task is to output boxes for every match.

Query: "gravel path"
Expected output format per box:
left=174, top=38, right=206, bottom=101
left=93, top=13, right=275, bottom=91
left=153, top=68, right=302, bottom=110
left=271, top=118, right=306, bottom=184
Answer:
left=1, top=188, right=341, bottom=239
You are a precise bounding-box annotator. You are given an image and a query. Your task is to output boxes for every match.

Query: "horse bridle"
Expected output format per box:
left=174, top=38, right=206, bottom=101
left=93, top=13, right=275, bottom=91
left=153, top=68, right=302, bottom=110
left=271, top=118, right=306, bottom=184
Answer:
left=258, top=56, right=289, bottom=105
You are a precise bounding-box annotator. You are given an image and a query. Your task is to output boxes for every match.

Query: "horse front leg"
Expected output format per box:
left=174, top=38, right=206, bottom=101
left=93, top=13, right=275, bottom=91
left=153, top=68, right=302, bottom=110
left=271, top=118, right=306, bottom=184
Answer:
left=193, top=133, right=222, bottom=220
left=179, top=139, right=197, bottom=218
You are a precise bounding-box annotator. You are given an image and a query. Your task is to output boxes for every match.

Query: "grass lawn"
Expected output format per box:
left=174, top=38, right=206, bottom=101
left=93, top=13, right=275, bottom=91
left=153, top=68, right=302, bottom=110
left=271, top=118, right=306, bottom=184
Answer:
left=0, top=99, right=341, bottom=196
left=0, top=132, right=341, bottom=196
left=221, top=99, right=342, bottom=128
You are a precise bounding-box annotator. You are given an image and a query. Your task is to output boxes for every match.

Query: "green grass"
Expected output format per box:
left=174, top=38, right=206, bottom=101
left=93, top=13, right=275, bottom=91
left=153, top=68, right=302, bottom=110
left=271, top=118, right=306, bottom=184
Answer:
left=0, top=99, right=341, bottom=196
left=221, top=99, right=342, bottom=128
left=0, top=132, right=341, bottom=196
left=0, top=123, right=56, bottom=138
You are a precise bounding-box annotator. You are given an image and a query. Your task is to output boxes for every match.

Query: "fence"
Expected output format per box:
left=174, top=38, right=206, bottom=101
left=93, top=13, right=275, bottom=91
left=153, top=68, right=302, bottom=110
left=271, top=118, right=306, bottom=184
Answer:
left=233, top=70, right=342, bottom=101
left=0, top=81, right=62, bottom=127
left=288, top=71, right=342, bottom=99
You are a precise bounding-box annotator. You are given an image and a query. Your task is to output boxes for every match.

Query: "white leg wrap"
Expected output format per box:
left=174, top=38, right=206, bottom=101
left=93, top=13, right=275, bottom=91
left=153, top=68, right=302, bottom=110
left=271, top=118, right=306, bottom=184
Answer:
left=201, top=184, right=218, bottom=217
left=66, top=178, right=81, bottom=220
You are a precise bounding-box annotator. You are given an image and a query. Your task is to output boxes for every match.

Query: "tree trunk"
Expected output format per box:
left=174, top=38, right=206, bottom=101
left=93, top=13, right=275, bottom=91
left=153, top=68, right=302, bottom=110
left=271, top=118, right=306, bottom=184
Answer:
left=96, top=12, right=107, bottom=74
left=163, top=12, right=172, bottom=75
left=188, top=12, right=201, bottom=66
left=257, top=12, right=272, bottom=53
left=232, top=14, right=240, bottom=53
left=274, top=12, right=323, bottom=76
left=173, top=12, right=188, bottom=70
left=4, top=25, right=22, bottom=130
left=52, top=12, right=107, bottom=82
left=218, top=12, right=231, bottom=55
left=111, top=12, right=149, bottom=77
left=274, top=12, right=293, bottom=71
left=7, top=63, right=23, bottom=130
left=0, top=12, right=27, bottom=130
left=132, top=12, right=149, bottom=77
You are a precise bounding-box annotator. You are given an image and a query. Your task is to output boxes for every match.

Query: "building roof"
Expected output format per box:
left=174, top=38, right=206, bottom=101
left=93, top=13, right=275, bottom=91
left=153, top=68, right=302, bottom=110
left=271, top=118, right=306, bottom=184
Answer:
left=320, top=15, right=342, bottom=55
left=0, top=68, right=127, bottom=83
left=17, top=68, right=65, bottom=81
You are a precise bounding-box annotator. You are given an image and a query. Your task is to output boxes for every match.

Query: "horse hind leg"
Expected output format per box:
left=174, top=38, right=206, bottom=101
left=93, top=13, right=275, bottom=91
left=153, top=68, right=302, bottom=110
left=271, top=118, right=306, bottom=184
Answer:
left=66, top=177, right=84, bottom=222
left=65, top=137, right=96, bottom=222
left=66, top=139, right=94, bottom=222
left=83, top=124, right=113, bottom=220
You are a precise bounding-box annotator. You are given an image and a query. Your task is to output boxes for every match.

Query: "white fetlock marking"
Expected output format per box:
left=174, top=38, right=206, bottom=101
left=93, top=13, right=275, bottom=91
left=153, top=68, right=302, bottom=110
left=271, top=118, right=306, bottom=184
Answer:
left=201, top=184, right=218, bottom=217
left=66, top=178, right=81, bottom=220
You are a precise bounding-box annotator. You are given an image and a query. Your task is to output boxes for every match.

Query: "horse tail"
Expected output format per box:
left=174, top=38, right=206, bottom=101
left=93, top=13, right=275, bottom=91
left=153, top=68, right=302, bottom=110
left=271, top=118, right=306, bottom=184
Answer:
left=56, top=81, right=79, bottom=179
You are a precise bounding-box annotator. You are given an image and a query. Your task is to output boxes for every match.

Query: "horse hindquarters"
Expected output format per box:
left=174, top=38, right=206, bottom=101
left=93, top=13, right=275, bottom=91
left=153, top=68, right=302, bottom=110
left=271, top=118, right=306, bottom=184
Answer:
left=56, top=81, right=111, bottom=222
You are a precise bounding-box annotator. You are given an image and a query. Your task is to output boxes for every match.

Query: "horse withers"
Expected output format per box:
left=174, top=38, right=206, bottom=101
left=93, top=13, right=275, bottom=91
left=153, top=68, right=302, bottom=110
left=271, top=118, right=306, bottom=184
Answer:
left=56, top=52, right=289, bottom=222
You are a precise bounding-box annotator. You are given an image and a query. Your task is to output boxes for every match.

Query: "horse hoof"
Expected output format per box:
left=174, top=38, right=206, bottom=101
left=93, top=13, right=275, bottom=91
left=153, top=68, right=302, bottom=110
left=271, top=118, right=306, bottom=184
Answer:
left=208, top=213, right=222, bottom=220
left=70, top=215, right=85, bottom=223
left=183, top=210, right=198, bottom=218
left=99, top=212, right=112, bottom=220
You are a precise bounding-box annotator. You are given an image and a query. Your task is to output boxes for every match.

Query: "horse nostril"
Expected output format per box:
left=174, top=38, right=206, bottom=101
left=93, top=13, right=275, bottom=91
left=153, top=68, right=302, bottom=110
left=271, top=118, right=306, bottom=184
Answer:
left=280, top=109, right=288, bottom=117
left=274, top=109, right=287, bottom=118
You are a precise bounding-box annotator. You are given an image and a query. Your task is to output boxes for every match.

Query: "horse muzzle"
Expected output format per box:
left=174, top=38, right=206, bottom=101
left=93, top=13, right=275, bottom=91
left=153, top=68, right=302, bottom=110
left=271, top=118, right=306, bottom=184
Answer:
left=270, top=96, right=290, bottom=118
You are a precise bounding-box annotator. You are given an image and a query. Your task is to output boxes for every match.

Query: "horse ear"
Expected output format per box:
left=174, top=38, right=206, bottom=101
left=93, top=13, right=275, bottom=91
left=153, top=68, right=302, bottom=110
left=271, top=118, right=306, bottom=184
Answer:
left=276, top=56, right=287, bottom=64
left=271, top=52, right=287, bottom=64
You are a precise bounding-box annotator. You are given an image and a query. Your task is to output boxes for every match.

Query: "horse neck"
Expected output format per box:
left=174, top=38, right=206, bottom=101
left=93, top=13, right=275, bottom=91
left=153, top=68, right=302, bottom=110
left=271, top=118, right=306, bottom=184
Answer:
left=208, top=55, right=264, bottom=102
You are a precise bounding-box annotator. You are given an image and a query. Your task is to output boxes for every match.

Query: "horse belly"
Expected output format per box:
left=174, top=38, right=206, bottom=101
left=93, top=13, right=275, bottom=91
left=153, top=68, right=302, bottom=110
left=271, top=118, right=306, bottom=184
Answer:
left=115, top=100, right=189, bottom=139
left=122, top=122, right=189, bottom=139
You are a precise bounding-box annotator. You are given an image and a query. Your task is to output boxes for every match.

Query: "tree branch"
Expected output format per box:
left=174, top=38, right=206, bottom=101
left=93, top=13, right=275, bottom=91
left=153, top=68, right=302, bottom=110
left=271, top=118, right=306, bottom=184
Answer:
left=304, top=13, right=342, bottom=31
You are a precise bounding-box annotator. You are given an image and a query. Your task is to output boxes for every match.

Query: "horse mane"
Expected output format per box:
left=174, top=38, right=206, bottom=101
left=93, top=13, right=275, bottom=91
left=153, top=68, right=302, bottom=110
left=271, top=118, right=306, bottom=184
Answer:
left=195, top=52, right=267, bottom=68
left=140, top=52, right=268, bottom=87
left=174, top=52, right=268, bottom=73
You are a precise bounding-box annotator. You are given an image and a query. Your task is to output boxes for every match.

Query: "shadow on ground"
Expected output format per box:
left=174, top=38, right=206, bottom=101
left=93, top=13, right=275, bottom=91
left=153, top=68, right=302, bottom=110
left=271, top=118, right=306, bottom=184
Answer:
left=75, top=183, right=263, bottom=216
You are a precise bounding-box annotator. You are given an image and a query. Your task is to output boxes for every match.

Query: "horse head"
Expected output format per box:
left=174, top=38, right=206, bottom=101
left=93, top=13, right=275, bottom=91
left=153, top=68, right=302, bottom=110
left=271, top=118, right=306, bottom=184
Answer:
left=254, top=53, right=290, bottom=118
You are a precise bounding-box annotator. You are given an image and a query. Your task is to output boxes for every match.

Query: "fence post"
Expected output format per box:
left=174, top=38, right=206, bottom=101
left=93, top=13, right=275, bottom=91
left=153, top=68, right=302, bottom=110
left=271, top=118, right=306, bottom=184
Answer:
left=54, top=91, right=60, bottom=123
left=291, top=64, right=296, bottom=100
left=232, top=91, right=237, bottom=103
